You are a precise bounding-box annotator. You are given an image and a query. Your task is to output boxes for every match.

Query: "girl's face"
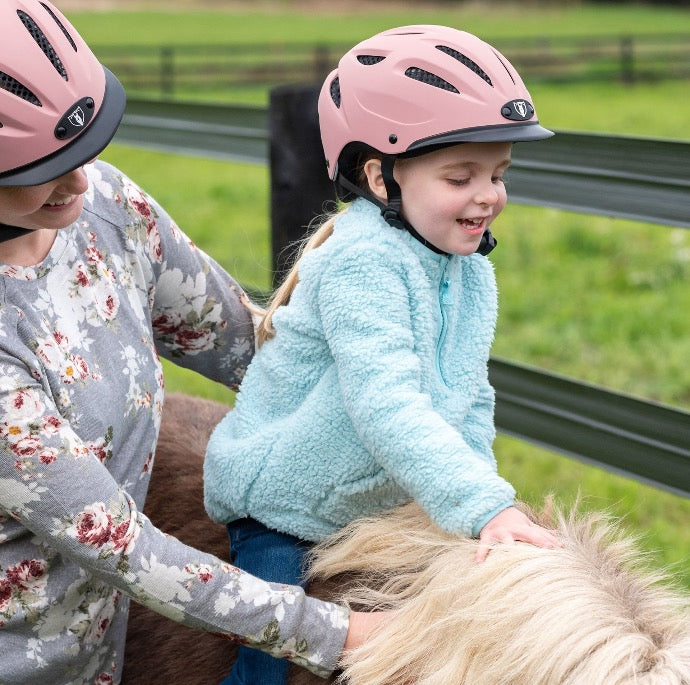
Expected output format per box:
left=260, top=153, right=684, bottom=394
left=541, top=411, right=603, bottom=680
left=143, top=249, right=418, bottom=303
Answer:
left=0, top=165, right=89, bottom=232
left=371, top=142, right=512, bottom=256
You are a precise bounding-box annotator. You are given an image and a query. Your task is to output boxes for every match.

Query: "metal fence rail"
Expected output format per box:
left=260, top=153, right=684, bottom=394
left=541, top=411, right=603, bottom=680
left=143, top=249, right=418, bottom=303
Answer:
left=114, top=95, right=690, bottom=496
left=490, top=359, right=690, bottom=498
left=117, top=97, right=690, bottom=229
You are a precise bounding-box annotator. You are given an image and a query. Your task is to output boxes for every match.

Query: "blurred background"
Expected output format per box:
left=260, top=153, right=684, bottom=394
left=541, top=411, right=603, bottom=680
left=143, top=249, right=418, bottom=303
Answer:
left=60, top=0, right=690, bottom=585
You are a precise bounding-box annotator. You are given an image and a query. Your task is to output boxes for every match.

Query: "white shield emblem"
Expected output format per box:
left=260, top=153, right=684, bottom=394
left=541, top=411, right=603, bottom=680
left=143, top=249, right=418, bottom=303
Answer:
left=68, top=106, right=85, bottom=127
left=515, top=101, right=527, bottom=119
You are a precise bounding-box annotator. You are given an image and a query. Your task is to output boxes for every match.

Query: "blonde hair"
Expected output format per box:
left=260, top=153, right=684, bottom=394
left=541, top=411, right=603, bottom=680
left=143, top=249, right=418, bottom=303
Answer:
left=307, top=502, right=690, bottom=685
left=251, top=212, right=337, bottom=346
left=251, top=146, right=383, bottom=347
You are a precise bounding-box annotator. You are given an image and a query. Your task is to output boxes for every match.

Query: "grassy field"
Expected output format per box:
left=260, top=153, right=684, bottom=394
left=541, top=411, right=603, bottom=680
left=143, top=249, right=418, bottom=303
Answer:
left=67, top=3, right=690, bottom=45
left=67, top=3, right=690, bottom=114
left=89, top=2, right=690, bottom=587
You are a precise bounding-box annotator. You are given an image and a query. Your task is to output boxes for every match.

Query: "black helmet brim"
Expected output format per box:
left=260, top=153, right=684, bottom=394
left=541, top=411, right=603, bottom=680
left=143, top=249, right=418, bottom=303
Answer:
left=406, top=121, right=554, bottom=155
left=0, top=67, right=126, bottom=187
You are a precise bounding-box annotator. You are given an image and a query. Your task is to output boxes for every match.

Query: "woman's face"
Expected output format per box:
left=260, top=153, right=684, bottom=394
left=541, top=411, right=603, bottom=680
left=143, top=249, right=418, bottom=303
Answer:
left=0, top=165, right=89, bottom=232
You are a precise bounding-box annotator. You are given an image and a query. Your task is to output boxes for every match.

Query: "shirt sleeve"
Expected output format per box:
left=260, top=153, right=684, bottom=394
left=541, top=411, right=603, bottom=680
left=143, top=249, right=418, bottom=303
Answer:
left=91, top=163, right=257, bottom=391
left=0, top=353, right=348, bottom=676
left=316, top=243, right=515, bottom=537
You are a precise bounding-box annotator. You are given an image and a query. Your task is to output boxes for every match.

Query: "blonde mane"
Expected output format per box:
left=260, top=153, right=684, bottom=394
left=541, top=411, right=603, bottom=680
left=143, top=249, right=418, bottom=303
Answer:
left=308, top=502, right=690, bottom=685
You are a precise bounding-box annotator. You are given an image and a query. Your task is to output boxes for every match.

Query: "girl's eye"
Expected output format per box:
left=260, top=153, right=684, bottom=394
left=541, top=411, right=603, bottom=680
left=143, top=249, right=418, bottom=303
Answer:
left=492, top=176, right=505, bottom=184
left=447, top=178, right=470, bottom=186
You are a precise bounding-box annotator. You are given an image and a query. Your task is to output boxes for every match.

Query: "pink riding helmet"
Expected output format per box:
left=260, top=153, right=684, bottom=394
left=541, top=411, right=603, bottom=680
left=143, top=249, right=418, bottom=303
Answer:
left=318, top=24, right=553, bottom=196
left=0, top=0, right=126, bottom=186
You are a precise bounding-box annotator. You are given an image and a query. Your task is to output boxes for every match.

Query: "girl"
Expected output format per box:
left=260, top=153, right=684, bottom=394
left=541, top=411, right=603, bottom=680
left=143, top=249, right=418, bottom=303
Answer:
left=204, top=25, right=562, bottom=685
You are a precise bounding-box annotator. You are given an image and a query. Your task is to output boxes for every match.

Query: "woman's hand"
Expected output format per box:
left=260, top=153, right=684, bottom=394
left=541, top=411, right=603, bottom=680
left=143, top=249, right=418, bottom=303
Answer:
left=475, top=505, right=563, bottom=562
left=342, top=610, right=391, bottom=652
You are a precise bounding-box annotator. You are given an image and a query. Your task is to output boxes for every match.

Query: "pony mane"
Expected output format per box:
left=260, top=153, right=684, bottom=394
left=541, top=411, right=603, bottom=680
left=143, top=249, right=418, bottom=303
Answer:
left=308, top=502, right=690, bottom=685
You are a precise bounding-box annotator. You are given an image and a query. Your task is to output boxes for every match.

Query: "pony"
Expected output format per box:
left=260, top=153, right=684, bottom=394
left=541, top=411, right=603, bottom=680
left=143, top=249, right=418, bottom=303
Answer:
left=123, top=393, right=690, bottom=684
left=122, top=393, right=327, bottom=684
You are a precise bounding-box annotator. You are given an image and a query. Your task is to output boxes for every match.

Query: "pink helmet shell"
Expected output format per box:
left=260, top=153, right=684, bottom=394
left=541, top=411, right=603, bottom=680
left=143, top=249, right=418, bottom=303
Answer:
left=0, top=0, right=125, bottom=186
left=318, top=25, right=553, bottom=183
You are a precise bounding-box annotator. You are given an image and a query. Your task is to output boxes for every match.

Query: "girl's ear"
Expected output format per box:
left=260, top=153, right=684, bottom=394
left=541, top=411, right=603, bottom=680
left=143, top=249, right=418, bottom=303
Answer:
left=363, top=158, right=388, bottom=202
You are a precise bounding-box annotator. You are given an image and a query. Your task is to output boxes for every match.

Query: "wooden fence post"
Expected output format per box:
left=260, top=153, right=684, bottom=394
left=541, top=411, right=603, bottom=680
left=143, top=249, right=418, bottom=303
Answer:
left=620, top=36, right=635, bottom=83
left=269, top=84, right=336, bottom=289
left=160, top=47, right=175, bottom=98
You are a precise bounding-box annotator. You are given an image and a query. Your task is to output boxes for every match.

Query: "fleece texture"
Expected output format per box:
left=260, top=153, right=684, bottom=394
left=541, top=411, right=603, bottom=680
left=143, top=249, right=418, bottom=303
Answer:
left=204, top=198, right=515, bottom=542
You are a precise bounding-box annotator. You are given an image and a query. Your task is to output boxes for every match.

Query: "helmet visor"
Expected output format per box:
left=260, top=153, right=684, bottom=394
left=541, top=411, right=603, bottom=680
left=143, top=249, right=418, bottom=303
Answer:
left=407, top=121, right=554, bottom=154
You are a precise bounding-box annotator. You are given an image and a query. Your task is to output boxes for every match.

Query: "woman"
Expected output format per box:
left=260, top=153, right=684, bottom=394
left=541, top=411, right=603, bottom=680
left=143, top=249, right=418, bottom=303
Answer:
left=0, top=2, right=379, bottom=683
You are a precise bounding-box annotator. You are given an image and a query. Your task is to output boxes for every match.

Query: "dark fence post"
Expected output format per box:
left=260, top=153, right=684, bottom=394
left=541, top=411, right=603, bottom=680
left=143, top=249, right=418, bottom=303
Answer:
left=160, top=47, right=175, bottom=98
left=269, top=84, right=336, bottom=289
left=620, top=36, right=635, bottom=83
left=313, top=45, right=332, bottom=84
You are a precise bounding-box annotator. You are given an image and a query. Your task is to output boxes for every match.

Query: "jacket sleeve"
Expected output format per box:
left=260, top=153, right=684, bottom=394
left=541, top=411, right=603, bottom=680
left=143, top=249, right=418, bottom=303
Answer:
left=0, top=352, right=348, bottom=676
left=316, top=243, right=515, bottom=537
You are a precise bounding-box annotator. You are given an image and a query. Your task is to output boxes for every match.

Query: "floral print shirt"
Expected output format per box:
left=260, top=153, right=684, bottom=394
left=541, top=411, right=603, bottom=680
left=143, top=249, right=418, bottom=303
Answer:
left=0, top=161, right=349, bottom=684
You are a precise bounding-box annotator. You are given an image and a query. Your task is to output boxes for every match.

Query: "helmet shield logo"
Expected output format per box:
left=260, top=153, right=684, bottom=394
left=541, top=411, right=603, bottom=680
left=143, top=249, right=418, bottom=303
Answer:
left=68, top=107, right=85, bottom=127
left=501, top=99, right=535, bottom=122
left=55, top=96, right=96, bottom=140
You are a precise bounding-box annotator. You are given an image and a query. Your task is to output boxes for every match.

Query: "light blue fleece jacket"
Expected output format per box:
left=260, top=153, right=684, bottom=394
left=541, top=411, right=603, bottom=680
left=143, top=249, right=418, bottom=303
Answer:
left=204, top=198, right=515, bottom=542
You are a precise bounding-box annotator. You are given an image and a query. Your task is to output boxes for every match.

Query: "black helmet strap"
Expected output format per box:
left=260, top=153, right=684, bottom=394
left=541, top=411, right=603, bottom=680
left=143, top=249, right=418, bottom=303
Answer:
left=0, top=224, right=33, bottom=243
left=379, top=154, right=448, bottom=256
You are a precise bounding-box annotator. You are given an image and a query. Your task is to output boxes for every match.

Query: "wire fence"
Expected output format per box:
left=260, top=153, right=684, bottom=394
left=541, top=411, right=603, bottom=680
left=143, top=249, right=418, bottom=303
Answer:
left=96, top=33, right=690, bottom=100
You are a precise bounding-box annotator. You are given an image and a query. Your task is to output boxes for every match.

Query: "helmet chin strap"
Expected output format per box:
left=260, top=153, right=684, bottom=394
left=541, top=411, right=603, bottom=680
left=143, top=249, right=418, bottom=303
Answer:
left=379, top=155, right=448, bottom=256
left=337, top=155, right=496, bottom=257
left=0, top=224, right=33, bottom=243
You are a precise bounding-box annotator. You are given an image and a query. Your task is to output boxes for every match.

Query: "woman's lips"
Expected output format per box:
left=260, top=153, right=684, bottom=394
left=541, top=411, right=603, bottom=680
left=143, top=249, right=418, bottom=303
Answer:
left=42, top=195, right=78, bottom=210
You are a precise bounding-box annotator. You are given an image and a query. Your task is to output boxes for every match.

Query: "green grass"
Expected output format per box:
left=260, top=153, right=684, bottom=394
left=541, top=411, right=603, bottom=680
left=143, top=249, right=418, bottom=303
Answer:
left=68, top=4, right=690, bottom=118
left=93, top=2, right=690, bottom=587
left=529, top=81, right=690, bottom=139
left=67, top=4, right=690, bottom=46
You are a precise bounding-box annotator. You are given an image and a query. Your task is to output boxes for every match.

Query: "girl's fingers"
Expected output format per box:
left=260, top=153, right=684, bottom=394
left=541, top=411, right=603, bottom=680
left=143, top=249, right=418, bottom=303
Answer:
left=476, top=527, right=562, bottom=562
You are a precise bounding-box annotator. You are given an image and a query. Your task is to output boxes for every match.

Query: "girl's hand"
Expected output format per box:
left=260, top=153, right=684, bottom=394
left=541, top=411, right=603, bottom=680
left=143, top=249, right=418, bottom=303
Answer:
left=475, top=505, right=563, bottom=562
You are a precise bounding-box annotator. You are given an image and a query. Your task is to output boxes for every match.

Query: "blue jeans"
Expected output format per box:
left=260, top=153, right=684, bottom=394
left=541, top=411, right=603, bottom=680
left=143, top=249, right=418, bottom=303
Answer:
left=220, top=518, right=310, bottom=685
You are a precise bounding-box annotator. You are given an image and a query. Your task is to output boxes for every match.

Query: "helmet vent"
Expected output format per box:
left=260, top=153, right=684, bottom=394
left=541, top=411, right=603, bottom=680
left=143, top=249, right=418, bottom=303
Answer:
left=436, top=46, right=492, bottom=86
left=491, top=49, right=516, bottom=85
left=17, top=10, right=68, bottom=81
left=0, top=71, right=42, bottom=106
left=357, top=55, right=386, bottom=65
left=404, top=67, right=459, bottom=93
left=330, top=76, right=341, bottom=108
left=40, top=2, right=78, bottom=52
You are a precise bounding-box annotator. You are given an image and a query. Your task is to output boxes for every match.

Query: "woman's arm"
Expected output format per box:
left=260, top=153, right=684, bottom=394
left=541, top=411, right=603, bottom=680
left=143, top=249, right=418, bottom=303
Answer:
left=86, top=160, right=257, bottom=391
left=0, top=355, right=348, bottom=675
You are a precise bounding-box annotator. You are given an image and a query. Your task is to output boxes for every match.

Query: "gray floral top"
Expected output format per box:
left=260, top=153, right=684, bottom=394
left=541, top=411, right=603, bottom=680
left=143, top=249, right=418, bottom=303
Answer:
left=0, top=161, right=348, bottom=685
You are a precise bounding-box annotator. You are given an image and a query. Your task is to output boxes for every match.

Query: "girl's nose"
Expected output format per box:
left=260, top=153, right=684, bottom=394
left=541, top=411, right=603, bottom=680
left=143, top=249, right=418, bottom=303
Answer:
left=473, top=178, right=500, bottom=206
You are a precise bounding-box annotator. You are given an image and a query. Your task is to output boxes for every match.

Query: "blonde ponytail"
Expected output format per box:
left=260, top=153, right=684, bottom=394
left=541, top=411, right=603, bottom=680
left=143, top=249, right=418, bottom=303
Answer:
left=253, top=210, right=345, bottom=347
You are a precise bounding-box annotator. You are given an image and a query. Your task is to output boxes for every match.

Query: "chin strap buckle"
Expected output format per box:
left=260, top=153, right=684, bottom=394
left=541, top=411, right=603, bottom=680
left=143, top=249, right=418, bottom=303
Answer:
left=476, top=229, right=497, bottom=256
left=381, top=206, right=405, bottom=231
